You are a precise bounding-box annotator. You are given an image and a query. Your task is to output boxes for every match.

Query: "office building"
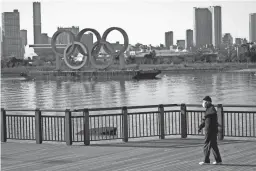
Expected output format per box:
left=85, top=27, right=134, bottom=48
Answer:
left=2, top=9, right=22, bottom=58
left=222, top=33, right=233, bottom=46
left=249, top=13, right=256, bottom=42
left=20, top=29, right=27, bottom=46
left=81, top=33, right=93, bottom=52
left=165, top=31, right=173, bottom=49
left=193, top=7, right=212, bottom=48
left=20, top=29, right=27, bottom=57
left=56, top=26, right=79, bottom=44
left=0, top=27, right=2, bottom=57
left=210, top=6, right=222, bottom=48
left=177, top=40, right=185, bottom=49
left=33, top=2, right=41, bottom=44
left=235, top=38, right=243, bottom=45
left=41, top=33, right=51, bottom=44
left=186, top=29, right=193, bottom=50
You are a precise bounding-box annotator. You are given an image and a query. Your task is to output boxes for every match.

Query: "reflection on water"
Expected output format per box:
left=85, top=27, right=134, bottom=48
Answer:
left=1, top=72, right=256, bottom=110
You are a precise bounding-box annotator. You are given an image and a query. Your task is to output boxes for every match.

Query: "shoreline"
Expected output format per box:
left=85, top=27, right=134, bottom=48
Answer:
left=1, top=63, right=256, bottom=77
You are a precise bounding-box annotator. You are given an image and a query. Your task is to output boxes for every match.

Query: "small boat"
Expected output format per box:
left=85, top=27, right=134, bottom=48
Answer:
left=133, top=69, right=161, bottom=80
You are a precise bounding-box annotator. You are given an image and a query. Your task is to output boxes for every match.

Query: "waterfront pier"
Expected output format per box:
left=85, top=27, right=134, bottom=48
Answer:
left=1, top=104, right=256, bottom=170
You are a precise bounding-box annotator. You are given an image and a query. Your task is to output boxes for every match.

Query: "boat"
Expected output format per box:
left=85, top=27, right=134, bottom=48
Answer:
left=19, top=69, right=161, bottom=81
left=132, top=69, right=161, bottom=80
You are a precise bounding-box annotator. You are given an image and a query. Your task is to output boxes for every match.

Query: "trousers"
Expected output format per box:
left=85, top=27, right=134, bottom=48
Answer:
left=204, top=131, right=222, bottom=163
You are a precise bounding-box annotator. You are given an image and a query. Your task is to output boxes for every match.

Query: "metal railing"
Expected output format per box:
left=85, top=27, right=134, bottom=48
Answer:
left=1, top=104, right=255, bottom=145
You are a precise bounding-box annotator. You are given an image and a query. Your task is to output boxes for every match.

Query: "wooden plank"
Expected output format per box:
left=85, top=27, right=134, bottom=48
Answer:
left=1, top=137, right=256, bottom=171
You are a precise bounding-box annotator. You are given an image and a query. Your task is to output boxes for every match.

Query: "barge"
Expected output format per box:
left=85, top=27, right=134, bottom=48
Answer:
left=20, top=69, right=161, bottom=81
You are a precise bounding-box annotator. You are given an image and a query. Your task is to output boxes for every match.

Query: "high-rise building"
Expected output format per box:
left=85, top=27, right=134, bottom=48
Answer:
left=177, top=40, right=185, bottom=50
left=56, top=26, right=79, bottom=44
left=81, top=33, right=93, bottom=52
left=165, top=31, right=173, bottom=49
left=40, top=33, right=50, bottom=44
left=2, top=9, right=22, bottom=58
left=20, top=29, right=27, bottom=57
left=193, top=7, right=212, bottom=48
left=222, top=33, right=233, bottom=46
left=210, top=6, right=222, bottom=48
left=249, top=13, right=256, bottom=42
left=235, top=38, right=243, bottom=45
left=33, top=2, right=41, bottom=44
left=20, top=29, right=27, bottom=46
left=186, top=29, right=193, bottom=50
left=0, top=27, right=2, bottom=57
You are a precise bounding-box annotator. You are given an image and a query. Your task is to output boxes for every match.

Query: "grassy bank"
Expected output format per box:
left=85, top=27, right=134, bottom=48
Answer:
left=1, top=63, right=256, bottom=76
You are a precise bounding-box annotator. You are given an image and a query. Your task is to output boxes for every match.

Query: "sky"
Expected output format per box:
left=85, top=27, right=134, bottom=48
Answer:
left=1, top=0, right=256, bottom=46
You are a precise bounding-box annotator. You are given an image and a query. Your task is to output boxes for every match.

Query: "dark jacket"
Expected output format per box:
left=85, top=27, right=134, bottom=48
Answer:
left=199, top=104, right=218, bottom=133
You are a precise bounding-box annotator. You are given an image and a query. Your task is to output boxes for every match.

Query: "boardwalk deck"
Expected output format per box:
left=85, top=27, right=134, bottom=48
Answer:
left=1, top=136, right=256, bottom=171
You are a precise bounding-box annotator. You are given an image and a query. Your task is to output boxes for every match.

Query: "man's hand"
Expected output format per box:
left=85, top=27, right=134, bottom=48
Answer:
left=198, top=129, right=202, bottom=133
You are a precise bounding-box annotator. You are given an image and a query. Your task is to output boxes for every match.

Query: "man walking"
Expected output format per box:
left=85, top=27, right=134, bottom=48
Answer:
left=198, top=96, right=222, bottom=165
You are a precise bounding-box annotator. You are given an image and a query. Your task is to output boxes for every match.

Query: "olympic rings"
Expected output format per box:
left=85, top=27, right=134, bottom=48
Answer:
left=51, top=27, right=129, bottom=70
left=63, top=42, right=90, bottom=70
left=90, top=41, right=115, bottom=70
left=101, top=27, right=129, bottom=57
left=76, top=28, right=101, bottom=56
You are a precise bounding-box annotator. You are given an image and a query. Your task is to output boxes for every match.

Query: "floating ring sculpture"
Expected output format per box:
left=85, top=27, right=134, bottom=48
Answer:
left=51, top=27, right=129, bottom=70
left=76, top=28, right=101, bottom=56
left=101, top=27, right=129, bottom=57
left=90, top=40, right=115, bottom=70
left=63, top=42, right=90, bottom=70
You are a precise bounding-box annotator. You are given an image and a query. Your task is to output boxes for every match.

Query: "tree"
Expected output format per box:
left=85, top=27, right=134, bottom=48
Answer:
left=135, top=43, right=142, bottom=48
left=241, top=43, right=256, bottom=62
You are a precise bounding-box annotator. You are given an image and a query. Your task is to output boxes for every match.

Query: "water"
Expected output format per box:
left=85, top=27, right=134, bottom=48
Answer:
left=1, top=71, right=256, bottom=110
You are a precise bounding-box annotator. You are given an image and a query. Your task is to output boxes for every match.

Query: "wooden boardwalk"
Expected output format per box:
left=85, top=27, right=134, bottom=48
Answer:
left=1, top=136, right=256, bottom=171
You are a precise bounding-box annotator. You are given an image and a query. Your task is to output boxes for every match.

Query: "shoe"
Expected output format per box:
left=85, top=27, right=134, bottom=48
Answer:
left=212, top=161, right=222, bottom=165
left=199, top=161, right=210, bottom=165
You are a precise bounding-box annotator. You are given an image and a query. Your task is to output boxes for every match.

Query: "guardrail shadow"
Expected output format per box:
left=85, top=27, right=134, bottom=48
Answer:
left=218, top=164, right=256, bottom=167
left=89, top=137, right=253, bottom=149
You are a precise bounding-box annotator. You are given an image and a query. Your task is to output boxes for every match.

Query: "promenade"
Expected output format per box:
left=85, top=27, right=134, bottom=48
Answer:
left=1, top=136, right=256, bottom=171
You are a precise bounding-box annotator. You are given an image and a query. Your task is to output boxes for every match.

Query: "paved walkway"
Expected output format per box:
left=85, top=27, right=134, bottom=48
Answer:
left=1, top=136, right=256, bottom=171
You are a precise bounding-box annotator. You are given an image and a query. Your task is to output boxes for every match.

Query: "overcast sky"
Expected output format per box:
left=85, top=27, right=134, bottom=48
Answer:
left=1, top=0, right=256, bottom=46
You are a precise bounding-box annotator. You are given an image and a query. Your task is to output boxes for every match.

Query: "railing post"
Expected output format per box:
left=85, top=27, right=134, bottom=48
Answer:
left=65, top=109, right=72, bottom=145
left=122, top=106, right=128, bottom=142
left=1, top=108, right=7, bottom=142
left=35, top=108, right=42, bottom=144
left=217, top=104, right=224, bottom=140
left=180, top=103, right=187, bottom=138
left=83, top=108, right=90, bottom=146
left=158, top=104, right=165, bottom=139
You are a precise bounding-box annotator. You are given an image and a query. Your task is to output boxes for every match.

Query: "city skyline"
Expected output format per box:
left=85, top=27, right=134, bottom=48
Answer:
left=1, top=0, right=256, bottom=46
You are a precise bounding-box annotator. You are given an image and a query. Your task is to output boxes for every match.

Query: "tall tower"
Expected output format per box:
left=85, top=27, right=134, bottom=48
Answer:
left=193, top=7, right=212, bottom=48
left=165, top=31, right=173, bottom=49
left=186, top=29, right=193, bottom=50
left=2, top=9, right=22, bottom=58
left=210, top=6, right=222, bottom=48
left=249, top=13, right=256, bottom=42
left=33, top=2, right=41, bottom=44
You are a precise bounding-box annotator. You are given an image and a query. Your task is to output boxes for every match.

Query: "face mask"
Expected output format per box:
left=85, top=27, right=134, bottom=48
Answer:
left=202, top=101, right=207, bottom=108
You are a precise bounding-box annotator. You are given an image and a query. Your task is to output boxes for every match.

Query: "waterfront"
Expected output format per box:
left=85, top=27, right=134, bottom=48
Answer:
left=1, top=71, right=256, bottom=110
